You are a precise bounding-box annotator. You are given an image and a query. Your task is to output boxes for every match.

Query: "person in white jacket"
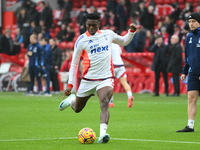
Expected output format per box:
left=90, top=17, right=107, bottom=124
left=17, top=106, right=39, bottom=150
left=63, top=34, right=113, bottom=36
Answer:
left=109, top=43, right=134, bottom=108
left=59, top=13, right=137, bottom=143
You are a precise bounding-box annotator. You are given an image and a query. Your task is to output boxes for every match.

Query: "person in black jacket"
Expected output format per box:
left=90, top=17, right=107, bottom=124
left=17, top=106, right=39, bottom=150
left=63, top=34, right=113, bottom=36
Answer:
left=167, top=35, right=182, bottom=96
left=139, top=5, right=155, bottom=31
left=77, top=5, right=88, bottom=35
left=150, top=36, right=169, bottom=96
left=49, top=38, right=62, bottom=94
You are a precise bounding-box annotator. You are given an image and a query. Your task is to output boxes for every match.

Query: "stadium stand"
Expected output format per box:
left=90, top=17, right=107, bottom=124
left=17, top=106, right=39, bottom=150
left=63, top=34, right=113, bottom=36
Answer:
left=1, top=0, right=198, bottom=93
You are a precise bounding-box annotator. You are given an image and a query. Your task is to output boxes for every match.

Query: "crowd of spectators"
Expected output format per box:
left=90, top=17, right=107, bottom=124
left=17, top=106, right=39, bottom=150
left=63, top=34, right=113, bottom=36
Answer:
left=0, top=0, right=200, bottom=56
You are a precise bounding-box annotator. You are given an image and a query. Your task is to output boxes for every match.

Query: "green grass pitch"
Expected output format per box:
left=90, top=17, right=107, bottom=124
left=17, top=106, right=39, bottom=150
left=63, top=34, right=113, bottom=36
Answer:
left=0, top=92, right=200, bottom=150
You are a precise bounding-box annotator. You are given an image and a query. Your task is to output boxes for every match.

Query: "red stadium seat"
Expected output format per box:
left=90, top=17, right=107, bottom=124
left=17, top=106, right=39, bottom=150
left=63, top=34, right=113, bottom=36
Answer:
left=92, top=1, right=101, bottom=8
left=66, top=42, right=74, bottom=50
left=177, top=0, right=184, bottom=4
left=101, top=1, right=107, bottom=7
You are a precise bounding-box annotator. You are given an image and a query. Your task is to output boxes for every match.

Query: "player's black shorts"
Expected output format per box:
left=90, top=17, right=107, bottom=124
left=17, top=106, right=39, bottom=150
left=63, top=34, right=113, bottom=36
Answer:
left=187, top=72, right=200, bottom=92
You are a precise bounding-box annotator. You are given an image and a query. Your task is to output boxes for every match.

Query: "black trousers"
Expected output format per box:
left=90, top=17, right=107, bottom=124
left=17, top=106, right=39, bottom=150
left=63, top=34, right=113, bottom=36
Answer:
left=172, top=73, right=180, bottom=94
left=50, top=68, right=60, bottom=92
left=154, top=69, right=168, bottom=95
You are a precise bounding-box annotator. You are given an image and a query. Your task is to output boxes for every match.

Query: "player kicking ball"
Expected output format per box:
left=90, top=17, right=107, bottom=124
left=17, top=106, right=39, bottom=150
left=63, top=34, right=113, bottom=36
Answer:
left=109, top=43, right=134, bottom=108
left=59, top=13, right=137, bottom=143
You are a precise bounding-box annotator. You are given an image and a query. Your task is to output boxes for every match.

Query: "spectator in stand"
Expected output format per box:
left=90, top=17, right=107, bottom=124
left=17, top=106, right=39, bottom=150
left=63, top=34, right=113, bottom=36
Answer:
left=144, top=30, right=155, bottom=52
left=125, top=0, right=131, bottom=19
left=57, top=0, right=65, bottom=9
left=196, top=5, right=200, bottom=13
left=106, top=0, right=118, bottom=13
left=38, top=20, right=45, bottom=33
left=17, top=8, right=28, bottom=29
left=26, top=34, right=42, bottom=95
left=0, top=29, right=14, bottom=55
left=130, top=1, right=145, bottom=24
left=149, top=36, right=168, bottom=96
left=108, top=10, right=120, bottom=34
left=77, top=5, right=88, bottom=35
left=101, top=10, right=110, bottom=29
left=163, top=15, right=174, bottom=45
left=160, top=26, right=169, bottom=45
left=125, top=25, right=146, bottom=52
left=139, top=5, right=155, bottom=31
left=61, top=0, right=72, bottom=25
left=14, top=28, right=24, bottom=44
left=116, top=0, right=128, bottom=32
left=170, top=3, right=181, bottom=23
left=56, top=24, right=67, bottom=42
left=41, top=26, right=50, bottom=39
left=21, top=21, right=31, bottom=48
left=167, top=35, right=182, bottom=97
left=30, top=21, right=40, bottom=35
left=65, top=25, right=75, bottom=42
left=27, top=2, right=40, bottom=26
left=180, top=2, right=193, bottom=21
left=90, top=6, right=98, bottom=14
left=60, top=49, right=73, bottom=72
left=40, top=37, right=52, bottom=96
left=39, top=1, right=53, bottom=29
left=173, top=24, right=183, bottom=43
left=49, top=38, right=62, bottom=94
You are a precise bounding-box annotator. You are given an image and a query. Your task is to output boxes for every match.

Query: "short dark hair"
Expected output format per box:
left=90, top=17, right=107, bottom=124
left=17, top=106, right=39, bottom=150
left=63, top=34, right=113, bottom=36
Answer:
left=86, top=13, right=100, bottom=20
left=42, top=37, right=49, bottom=43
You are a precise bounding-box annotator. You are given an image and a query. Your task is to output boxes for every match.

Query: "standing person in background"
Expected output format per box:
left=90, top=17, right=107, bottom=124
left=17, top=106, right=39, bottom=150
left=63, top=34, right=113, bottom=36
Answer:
left=27, top=34, right=42, bottom=95
left=109, top=43, right=134, bottom=108
left=177, top=12, right=200, bottom=132
left=77, top=5, right=88, bottom=35
left=40, top=37, right=52, bottom=96
left=149, top=36, right=169, bottom=96
left=49, top=38, right=62, bottom=94
left=167, top=35, right=182, bottom=96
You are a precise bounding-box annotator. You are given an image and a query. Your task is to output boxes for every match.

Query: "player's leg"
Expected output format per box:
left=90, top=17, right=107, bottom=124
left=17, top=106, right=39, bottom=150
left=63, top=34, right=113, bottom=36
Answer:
left=177, top=73, right=199, bottom=132
left=187, top=91, right=198, bottom=126
left=162, top=71, right=168, bottom=96
left=97, top=86, right=113, bottom=143
left=35, top=67, right=41, bottom=93
left=154, top=70, right=160, bottom=96
left=119, top=76, right=134, bottom=108
left=28, top=66, right=35, bottom=95
left=59, top=79, right=95, bottom=111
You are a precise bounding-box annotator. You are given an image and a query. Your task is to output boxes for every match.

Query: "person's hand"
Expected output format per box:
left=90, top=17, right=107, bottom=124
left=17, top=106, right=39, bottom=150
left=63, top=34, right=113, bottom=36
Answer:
left=180, top=74, right=186, bottom=81
left=54, top=65, right=58, bottom=69
left=63, top=87, right=72, bottom=98
left=43, top=66, right=45, bottom=69
left=130, top=23, right=137, bottom=32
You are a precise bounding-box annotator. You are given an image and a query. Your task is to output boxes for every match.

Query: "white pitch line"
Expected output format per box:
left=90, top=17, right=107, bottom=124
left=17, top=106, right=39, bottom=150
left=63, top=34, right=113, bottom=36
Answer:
left=0, top=137, right=200, bottom=145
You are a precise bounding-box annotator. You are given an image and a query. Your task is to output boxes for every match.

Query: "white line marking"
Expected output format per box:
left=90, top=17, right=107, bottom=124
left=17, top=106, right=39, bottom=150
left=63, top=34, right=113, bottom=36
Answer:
left=0, top=137, right=200, bottom=144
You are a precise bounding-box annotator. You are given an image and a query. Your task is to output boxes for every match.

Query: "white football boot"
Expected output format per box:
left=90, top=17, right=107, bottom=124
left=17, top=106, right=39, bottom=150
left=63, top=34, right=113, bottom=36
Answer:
left=98, top=133, right=110, bottom=143
left=59, top=94, right=75, bottom=111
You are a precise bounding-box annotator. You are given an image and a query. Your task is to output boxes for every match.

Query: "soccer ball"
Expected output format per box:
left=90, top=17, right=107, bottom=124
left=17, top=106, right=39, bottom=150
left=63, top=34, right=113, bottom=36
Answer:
left=78, top=128, right=96, bottom=144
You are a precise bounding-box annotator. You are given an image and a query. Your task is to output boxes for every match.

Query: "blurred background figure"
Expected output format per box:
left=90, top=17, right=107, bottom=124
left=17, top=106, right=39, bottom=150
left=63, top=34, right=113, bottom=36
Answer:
left=77, top=5, right=88, bottom=35
left=167, top=35, right=182, bottom=96
left=49, top=38, right=62, bottom=94
left=149, top=36, right=168, bottom=96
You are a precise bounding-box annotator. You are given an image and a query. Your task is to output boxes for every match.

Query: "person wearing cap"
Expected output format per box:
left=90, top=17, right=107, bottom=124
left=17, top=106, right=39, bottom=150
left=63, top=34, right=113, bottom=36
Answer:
left=177, top=12, right=200, bottom=132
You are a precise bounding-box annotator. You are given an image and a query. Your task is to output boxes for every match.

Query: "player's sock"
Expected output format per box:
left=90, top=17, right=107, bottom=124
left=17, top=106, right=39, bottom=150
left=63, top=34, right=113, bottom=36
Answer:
left=43, top=86, right=46, bottom=92
left=127, top=91, right=132, bottom=98
left=188, top=119, right=194, bottom=129
left=100, top=123, right=108, bottom=137
left=110, top=96, right=113, bottom=103
left=34, top=85, right=37, bottom=92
